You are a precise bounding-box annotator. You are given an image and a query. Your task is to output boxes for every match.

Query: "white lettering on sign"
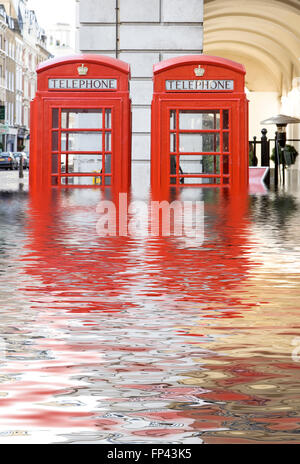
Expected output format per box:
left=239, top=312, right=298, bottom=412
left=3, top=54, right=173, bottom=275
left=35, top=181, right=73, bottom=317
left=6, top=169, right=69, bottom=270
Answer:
left=48, top=79, right=118, bottom=90
left=165, top=80, right=234, bottom=91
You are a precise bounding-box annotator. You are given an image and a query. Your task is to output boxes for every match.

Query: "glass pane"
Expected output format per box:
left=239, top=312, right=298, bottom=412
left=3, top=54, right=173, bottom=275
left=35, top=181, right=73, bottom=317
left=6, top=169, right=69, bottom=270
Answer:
left=170, top=155, right=177, bottom=175
left=170, top=156, right=184, bottom=185
left=223, top=155, right=230, bottom=175
left=61, top=131, right=102, bottom=152
left=105, top=132, right=111, bottom=151
left=105, top=109, right=111, bottom=129
left=179, top=133, right=220, bottom=153
left=61, top=175, right=103, bottom=186
left=51, top=154, right=58, bottom=173
left=180, top=177, right=221, bottom=185
left=52, top=109, right=59, bottom=129
left=72, top=155, right=103, bottom=174
left=61, top=109, right=102, bottom=129
left=61, top=132, right=71, bottom=151
left=179, top=155, right=220, bottom=175
left=105, top=154, right=111, bottom=174
left=179, top=111, right=220, bottom=130
left=52, top=131, right=58, bottom=151
left=60, top=154, right=75, bottom=173
left=223, top=132, right=229, bottom=152
left=170, top=133, right=177, bottom=153
left=51, top=176, right=58, bottom=186
left=170, top=110, right=176, bottom=130
left=61, top=154, right=66, bottom=173
left=223, top=177, right=230, bottom=185
left=223, top=110, right=229, bottom=130
left=104, top=176, right=111, bottom=186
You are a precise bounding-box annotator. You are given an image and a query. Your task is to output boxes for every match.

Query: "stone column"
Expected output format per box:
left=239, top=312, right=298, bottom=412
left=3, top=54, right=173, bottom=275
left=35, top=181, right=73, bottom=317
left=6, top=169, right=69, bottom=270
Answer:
left=77, top=0, right=203, bottom=180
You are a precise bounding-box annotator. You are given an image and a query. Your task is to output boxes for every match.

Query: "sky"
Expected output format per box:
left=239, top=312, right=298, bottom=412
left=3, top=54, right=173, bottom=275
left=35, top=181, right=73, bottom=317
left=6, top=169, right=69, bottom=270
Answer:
left=26, top=0, right=76, bottom=30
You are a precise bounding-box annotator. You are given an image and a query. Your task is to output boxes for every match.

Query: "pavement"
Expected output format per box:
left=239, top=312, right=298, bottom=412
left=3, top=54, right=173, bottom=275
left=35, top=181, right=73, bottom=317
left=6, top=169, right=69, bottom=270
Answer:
left=0, top=170, right=29, bottom=192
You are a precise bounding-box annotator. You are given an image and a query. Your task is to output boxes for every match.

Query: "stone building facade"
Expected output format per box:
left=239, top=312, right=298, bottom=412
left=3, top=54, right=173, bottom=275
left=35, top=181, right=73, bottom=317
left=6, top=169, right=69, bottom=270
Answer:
left=76, top=0, right=203, bottom=174
left=0, top=0, right=50, bottom=152
left=0, top=6, right=8, bottom=150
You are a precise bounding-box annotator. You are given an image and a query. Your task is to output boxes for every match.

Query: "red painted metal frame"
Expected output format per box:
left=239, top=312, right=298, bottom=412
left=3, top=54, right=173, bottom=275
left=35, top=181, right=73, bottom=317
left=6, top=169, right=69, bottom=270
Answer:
left=168, top=108, right=231, bottom=186
left=30, top=55, right=131, bottom=192
left=49, top=104, right=113, bottom=187
left=151, top=55, right=249, bottom=193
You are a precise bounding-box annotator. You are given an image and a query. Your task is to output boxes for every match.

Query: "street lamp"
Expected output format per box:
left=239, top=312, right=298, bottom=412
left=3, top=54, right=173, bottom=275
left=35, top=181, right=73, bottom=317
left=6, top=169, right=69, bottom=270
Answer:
left=260, top=114, right=300, bottom=186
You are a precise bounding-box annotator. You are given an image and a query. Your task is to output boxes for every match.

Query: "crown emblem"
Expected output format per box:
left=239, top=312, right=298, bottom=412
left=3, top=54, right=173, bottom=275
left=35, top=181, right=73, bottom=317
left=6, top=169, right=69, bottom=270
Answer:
left=194, top=65, right=205, bottom=77
left=78, top=64, right=88, bottom=76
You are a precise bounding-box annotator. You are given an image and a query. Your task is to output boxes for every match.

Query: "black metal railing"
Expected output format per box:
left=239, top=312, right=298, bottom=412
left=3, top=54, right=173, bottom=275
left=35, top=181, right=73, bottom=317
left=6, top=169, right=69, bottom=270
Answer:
left=249, top=129, right=300, bottom=187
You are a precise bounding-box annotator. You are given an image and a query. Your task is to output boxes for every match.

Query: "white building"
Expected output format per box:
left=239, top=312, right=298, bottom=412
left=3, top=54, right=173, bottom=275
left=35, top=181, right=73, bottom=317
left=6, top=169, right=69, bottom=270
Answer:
left=76, top=0, right=203, bottom=183
left=47, top=22, right=75, bottom=57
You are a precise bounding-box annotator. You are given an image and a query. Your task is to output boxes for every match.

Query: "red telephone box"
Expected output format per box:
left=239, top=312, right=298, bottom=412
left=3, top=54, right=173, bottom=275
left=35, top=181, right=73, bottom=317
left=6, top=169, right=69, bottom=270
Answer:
left=151, top=55, right=248, bottom=192
left=30, top=54, right=131, bottom=191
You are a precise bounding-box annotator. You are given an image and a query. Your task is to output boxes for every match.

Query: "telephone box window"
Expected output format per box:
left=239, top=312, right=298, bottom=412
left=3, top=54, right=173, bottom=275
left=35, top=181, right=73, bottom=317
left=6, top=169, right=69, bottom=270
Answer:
left=223, top=155, right=230, bottom=175
left=170, top=110, right=176, bottom=130
left=179, top=133, right=220, bottom=153
left=52, top=154, right=59, bottom=174
left=175, top=155, right=221, bottom=175
left=61, top=131, right=102, bottom=151
left=52, top=131, right=58, bottom=151
left=179, top=110, right=220, bottom=130
left=223, top=110, right=229, bottom=130
left=61, top=109, right=103, bottom=129
left=170, top=133, right=177, bottom=153
left=105, top=109, right=112, bottom=129
left=52, top=109, right=59, bottom=129
left=223, top=132, right=229, bottom=153
left=105, top=132, right=112, bottom=151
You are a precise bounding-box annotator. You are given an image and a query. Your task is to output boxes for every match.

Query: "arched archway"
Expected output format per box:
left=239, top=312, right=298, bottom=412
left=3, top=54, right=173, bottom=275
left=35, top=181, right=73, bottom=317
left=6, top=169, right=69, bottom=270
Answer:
left=204, top=0, right=300, bottom=161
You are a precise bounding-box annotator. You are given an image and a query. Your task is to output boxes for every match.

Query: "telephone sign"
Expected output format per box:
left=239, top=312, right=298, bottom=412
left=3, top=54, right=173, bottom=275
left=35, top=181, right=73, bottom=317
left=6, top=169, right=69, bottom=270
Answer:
left=48, top=78, right=118, bottom=90
left=165, top=80, right=234, bottom=91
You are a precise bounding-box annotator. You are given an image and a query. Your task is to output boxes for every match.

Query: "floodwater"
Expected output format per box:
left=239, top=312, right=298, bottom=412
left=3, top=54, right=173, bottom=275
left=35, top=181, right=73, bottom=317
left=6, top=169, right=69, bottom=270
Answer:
left=0, top=170, right=300, bottom=444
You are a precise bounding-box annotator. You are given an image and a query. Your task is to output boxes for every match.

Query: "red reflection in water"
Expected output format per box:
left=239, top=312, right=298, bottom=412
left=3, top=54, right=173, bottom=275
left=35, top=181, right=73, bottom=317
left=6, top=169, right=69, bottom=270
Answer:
left=24, top=188, right=252, bottom=317
left=1, top=185, right=268, bottom=441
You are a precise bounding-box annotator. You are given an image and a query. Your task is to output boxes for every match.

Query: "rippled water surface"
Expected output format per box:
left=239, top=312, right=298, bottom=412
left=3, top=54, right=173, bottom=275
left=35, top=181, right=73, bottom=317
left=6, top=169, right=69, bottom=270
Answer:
left=0, top=172, right=300, bottom=444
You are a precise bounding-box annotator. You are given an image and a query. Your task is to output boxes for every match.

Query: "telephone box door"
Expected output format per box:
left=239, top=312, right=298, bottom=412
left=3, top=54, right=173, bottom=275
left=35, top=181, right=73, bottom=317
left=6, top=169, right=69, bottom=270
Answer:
left=44, top=99, right=123, bottom=188
left=151, top=55, right=248, bottom=192
left=160, top=101, right=239, bottom=188
left=30, top=55, right=131, bottom=192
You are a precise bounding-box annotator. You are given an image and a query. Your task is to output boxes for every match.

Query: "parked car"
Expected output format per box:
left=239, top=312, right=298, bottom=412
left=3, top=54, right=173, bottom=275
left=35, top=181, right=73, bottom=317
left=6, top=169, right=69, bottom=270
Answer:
left=0, top=152, right=18, bottom=170
left=13, top=152, right=28, bottom=169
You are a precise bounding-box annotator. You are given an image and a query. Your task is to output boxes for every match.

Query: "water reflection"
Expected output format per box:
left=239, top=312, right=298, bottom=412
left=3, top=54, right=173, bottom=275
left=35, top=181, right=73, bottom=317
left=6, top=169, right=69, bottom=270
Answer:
left=0, top=184, right=299, bottom=443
